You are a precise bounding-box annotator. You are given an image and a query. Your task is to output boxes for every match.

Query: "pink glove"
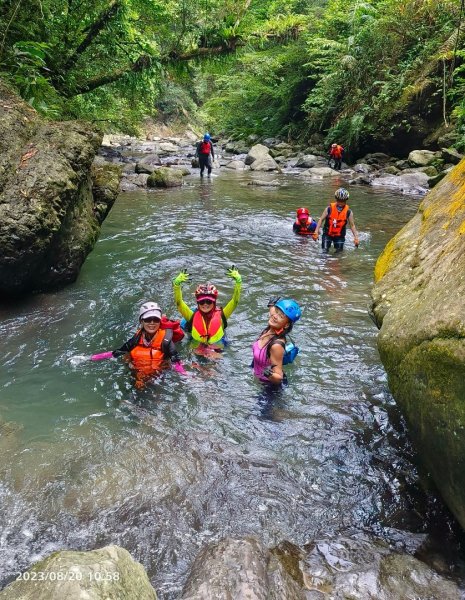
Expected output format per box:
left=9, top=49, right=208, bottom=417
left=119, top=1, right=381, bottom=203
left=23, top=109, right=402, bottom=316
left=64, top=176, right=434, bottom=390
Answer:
left=90, top=351, right=114, bottom=361
left=172, top=361, right=187, bottom=375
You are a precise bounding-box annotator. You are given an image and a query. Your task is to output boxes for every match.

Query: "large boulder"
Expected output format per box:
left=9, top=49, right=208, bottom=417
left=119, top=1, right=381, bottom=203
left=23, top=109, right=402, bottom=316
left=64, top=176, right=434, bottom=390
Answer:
left=0, top=82, right=119, bottom=297
left=135, top=154, right=162, bottom=174
left=0, top=545, right=157, bottom=599
left=245, top=143, right=271, bottom=165
left=371, top=158, right=465, bottom=529
left=181, top=537, right=304, bottom=600
left=301, top=166, right=335, bottom=178
left=250, top=155, right=279, bottom=171
left=408, top=149, right=437, bottom=166
left=147, top=167, right=183, bottom=188
left=294, top=154, right=318, bottom=168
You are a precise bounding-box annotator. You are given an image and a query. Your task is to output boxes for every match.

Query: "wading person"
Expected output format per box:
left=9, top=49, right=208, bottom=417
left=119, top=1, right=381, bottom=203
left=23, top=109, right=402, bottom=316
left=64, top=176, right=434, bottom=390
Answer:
left=172, top=266, right=242, bottom=354
left=328, top=143, right=344, bottom=170
left=108, top=302, right=185, bottom=388
left=196, top=133, right=215, bottom=177
left=293, top=207, right=318, bottom=238
left=314, top=188, right=359, bottom=253
left=252, top=298, right=301, bottom=386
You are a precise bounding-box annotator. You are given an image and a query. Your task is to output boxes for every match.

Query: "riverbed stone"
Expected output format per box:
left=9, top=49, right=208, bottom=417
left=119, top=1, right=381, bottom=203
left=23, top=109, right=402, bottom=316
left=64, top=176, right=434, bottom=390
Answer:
left=0, top=545, right=157, bottom=600
left=135, top=154, right=162, bottom=174
left=250, top=155, right=279, bottom=171
left=371, top=158, right=465, bottom=530
left=245, top=143, right=271, bottom=165
left=0, top=82, right=117, bottom=296
left=408, top=149, right=437, bottom=166
left=441, top=147, right=464, bottom=165
left=294, top=155, right=318, bottom=168
left=302, top=536, right=461, bottom=599
left=147, top=167, right=183, bottom=188
left=224, top=159, right=246, bottom=170
left=181, top=537, right=304, bottom=600
left=301, top=166, right=335, bottom=178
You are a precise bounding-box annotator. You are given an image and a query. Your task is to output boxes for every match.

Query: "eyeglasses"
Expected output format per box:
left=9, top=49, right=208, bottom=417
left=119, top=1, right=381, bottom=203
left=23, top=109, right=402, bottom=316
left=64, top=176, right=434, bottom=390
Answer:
left=143, top=317, right=161, bottom=323
left=198, top=299, right=214, bottom=306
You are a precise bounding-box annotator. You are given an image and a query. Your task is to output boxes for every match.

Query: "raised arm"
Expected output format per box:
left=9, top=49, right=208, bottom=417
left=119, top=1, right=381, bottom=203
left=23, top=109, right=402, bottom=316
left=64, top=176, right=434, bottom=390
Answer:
left=222, top=266, right=242, bottom=318
left=173, top=270, right=194, bottom=321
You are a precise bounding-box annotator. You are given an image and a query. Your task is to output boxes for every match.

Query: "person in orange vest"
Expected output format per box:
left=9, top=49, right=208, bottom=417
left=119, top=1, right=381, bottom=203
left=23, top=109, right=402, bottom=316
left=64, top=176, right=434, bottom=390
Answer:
left=314, top=188, right=359, bottom=253
left=293, top=207, right=318, bottom=238
left=111, top=302, right=185, bottom=387
left=195, top=133, right=215, bottom=177
left=328, top=143, right=344, bottom=170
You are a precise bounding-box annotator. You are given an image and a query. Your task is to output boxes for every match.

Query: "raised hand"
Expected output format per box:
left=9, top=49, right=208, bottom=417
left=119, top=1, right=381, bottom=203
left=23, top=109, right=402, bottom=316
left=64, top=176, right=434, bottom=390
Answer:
left=173, top=269, right=191, bottom=287
left=226, top=264, right=242, bottom=283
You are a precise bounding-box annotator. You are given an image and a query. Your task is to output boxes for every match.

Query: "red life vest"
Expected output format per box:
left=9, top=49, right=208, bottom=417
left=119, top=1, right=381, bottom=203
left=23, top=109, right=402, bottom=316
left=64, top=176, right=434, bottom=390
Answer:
left=129, top=328, right=167, bottom=369
left=294, top=219, right=314, bottom=235
left=160, top=316, right=184, bottom=343
left=327, top=203, right=349, bottom=237
left=198, top=141, right=212, bottom=155
left=190, top=308, right=225, bottom=344
left=330, top=145, right=343, bottom=159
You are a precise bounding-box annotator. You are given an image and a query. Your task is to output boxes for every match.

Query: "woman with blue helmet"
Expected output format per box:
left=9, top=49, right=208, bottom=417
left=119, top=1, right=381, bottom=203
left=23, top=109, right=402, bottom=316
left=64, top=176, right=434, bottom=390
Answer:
left=252, top=297, right=301, bottom=385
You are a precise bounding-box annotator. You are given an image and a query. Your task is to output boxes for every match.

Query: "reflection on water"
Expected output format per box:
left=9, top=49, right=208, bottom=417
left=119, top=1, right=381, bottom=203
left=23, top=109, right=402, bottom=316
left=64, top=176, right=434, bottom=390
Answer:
left=0, top=172, right=463, bottom=596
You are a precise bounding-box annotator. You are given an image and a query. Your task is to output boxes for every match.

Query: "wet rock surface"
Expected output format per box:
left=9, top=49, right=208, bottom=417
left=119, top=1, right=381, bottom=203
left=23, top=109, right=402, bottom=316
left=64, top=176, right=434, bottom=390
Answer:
left=0, top=83, right=120, bottom=297
left=371, top=158, right=465, bottom=529
left=0, top=545, right=157, bottom=600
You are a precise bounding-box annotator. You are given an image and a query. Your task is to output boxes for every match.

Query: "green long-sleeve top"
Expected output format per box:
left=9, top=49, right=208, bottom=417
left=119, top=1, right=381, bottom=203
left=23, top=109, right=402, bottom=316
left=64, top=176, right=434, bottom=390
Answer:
left=174, top=280, right=242, bottom=345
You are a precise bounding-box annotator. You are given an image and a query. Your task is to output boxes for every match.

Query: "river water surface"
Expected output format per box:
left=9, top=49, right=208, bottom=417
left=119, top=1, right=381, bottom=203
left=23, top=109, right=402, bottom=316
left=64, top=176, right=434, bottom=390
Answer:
left=0, top=171, right=464, bottom=596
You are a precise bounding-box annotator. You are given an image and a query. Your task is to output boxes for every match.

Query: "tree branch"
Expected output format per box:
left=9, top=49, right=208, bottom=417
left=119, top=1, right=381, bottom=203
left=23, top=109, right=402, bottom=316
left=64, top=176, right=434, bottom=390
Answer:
left=60, top=0, right=123, bottom=75
left=65, top=54, right=152, bottom=96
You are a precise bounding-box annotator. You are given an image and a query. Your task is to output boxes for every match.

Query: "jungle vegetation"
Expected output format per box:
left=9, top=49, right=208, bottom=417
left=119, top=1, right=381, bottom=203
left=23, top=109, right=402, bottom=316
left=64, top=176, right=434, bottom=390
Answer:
left=1, top=0, right=464, bottom=151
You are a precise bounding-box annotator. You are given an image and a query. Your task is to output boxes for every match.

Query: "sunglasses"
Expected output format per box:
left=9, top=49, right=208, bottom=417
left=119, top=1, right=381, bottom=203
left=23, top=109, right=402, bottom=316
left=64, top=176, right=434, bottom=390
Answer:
left=143, top=317, right=161, bottom=323
left=198, top=299, right=214, bottom=305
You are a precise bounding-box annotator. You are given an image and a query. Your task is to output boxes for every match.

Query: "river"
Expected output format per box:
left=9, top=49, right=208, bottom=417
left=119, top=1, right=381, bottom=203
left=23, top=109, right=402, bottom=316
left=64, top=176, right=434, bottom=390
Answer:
left=0, top=171, right=463, bottom=597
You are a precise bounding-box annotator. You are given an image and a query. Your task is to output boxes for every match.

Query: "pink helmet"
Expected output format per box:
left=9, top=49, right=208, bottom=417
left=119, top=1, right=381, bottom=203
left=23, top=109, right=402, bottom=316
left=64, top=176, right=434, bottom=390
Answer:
left=194, top=283, right=218, bottom=302
left=296, top=207, right=310, bottom=219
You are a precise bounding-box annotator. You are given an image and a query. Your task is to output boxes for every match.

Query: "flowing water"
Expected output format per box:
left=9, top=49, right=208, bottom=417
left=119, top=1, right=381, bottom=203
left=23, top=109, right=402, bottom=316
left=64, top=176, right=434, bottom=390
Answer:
left=0, top=171, right=464, bottom=597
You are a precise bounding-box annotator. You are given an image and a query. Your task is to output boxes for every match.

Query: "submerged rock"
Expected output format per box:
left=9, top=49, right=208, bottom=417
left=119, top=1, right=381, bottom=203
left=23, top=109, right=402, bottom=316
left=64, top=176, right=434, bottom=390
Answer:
left=371, top=158, right=465, bottom=529
left=0, top=545, right=157, bottom=599
left=0, top=82, right=120, bottom=297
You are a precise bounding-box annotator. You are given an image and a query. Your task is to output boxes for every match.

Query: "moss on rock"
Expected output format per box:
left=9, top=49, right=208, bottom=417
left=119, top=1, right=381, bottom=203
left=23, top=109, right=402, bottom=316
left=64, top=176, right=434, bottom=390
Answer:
left=371, top=158, right=465, bottom=529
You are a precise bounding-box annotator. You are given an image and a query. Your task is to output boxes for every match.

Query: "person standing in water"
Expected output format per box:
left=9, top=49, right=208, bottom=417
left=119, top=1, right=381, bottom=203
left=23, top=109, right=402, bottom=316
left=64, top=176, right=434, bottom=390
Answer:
left=252, top=298, right=302, bottom=385
left=110, top=302, right=185, bottom=388
left=293, top=207, right=318, bottom=238
left=314, top=188, right=359, bottom=253
left=172, top=266, right=242, bottom=352
left=196, top=133, right=215, bottom=177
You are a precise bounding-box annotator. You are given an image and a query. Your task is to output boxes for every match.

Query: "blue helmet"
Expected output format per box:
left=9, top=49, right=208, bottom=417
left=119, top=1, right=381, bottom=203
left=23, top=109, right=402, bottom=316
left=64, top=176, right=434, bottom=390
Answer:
left=274, top=298, right=302, bottom=323
left=204, top=133, right=211, bottom=141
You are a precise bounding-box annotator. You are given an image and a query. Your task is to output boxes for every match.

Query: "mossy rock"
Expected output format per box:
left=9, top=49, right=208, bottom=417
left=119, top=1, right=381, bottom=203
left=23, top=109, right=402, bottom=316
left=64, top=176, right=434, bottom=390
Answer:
left=371, top=157, right=465, bottom=529
left=147, top=167, right=183, bottom=188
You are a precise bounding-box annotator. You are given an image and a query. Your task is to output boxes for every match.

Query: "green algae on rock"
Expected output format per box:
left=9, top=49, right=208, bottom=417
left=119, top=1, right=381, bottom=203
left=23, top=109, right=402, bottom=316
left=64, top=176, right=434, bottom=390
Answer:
left=0, top=82, right=120, bottom=297
left=371, top=158, right=465, bottom=529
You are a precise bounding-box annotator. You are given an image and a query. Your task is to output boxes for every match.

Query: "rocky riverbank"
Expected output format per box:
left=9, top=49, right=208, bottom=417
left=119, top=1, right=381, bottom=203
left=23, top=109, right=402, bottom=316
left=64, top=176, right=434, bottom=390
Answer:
left=101, top=132, right=463, bottom=197
left=371, top=158, right=465, bottom=530
left=1, top=535, right=461, bottom=599
left=0, top=83, right=121, bottom=298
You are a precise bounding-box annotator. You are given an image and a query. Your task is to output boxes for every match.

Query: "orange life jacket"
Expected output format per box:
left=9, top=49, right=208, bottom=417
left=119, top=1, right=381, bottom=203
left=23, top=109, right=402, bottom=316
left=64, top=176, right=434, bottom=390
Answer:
left=198, top=141, right=212, bottom=155
left=327, top=202, right=349, bottom=237
left=294, top=219, right=314, bottom=235
left=330, top=145, right=343, bottom=159
left=189, top=308, right=226, bottom=345
left=129, top=328, right=168, bottom=369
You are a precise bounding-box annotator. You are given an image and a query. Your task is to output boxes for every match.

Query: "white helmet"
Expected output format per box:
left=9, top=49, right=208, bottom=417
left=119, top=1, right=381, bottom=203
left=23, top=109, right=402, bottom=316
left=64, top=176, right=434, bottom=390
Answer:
left=139, top=301, right=162, bottom=321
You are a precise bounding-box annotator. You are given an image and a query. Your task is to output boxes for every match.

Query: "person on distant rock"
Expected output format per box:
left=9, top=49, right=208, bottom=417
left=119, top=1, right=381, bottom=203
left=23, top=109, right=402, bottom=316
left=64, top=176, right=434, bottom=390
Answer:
left=293, top=207, right=318, bottom=238
left=329, top=143, right=344, bottom=170
left=314, top=187, right=359, bottom=253
left=196, top=133, right=215, bottom=177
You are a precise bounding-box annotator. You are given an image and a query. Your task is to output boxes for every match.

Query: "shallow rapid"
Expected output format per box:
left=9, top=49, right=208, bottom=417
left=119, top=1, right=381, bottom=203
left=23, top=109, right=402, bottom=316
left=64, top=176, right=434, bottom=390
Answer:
left=0, top=171, right=463, bottom=597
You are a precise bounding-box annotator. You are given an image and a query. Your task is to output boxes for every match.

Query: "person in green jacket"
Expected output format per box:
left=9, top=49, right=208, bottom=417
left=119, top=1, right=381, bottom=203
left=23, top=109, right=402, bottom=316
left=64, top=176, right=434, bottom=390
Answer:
left=173, top=266, right=242, bottom=353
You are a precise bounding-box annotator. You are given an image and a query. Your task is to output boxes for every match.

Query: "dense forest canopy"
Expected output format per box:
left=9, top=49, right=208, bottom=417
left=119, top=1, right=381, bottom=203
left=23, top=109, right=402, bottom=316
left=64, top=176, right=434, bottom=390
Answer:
left=1, top=0, right=464, bottom=151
